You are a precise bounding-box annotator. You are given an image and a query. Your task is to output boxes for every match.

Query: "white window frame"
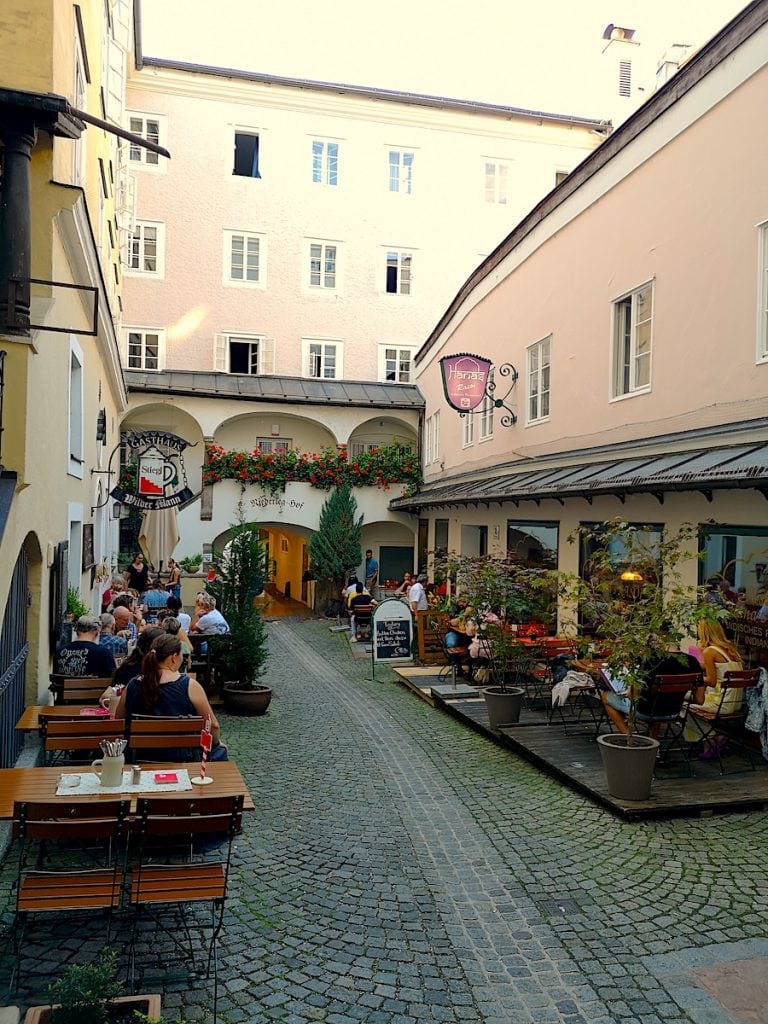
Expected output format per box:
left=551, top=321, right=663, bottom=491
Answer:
left=126, top=110, right=166, bottom=171
left=425, top=411, right=441, bottom=465
left=125, top=220, right=165, bottom=277
left=483, top=160, right=510, bottom=205
left=255, top=437, right=292, bottom=454
left=215, top=333, right=275, bottom=375
left=479, top=373, right=494, bottom=441
left=311, top=138, right=339, bottom=186
left=527, top=336, right=551, bottom=425
left=123, top=327, right=166, bottom=372
left=305, top=239, right=341, bottom=293
left=757, top=221, right=768, bottom=363
left=611, top=280, right=654, bottom=400
left=378, top=344, right=416, bottom=383
left=462, top=412, right=474, bottom=448
left=388, top=149, right=414, bottom=194
left=302, top=338, right=343, bottom=380
left=223, top=229, right=266, bottom=288
left=384, top=249, right=413, bottom=295
left=68, top=336, right=84, bottom=479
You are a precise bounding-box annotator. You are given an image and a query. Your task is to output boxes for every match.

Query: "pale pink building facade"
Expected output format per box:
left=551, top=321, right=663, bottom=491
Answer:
left=118, top=50, right=608, bottom=598
left=393, top=4, right=768, bottom=610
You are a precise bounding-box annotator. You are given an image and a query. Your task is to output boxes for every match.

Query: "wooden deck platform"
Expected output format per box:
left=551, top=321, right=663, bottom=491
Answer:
left=393, top=667, right=768, bottom=821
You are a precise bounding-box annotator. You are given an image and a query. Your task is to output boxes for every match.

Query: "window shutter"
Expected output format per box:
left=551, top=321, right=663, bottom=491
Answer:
left=260, top=336, right=275, bottom=375
left=214, top=334, right=228, bottom=372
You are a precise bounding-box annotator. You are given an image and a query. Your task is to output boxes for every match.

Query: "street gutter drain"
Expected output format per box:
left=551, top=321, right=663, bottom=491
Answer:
left=536, top=899, right=580, bottom=916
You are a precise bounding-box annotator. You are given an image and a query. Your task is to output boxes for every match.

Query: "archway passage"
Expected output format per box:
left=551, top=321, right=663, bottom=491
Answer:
left=0, top=544, right=29, bottom=768
left=211, top=521, right=316, bottom=618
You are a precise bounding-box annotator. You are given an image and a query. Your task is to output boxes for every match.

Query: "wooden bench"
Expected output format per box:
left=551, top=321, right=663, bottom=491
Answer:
left=41, top=717, right=126, bottom=766
left=127, top=715, right=205, bottom=762
left=49, top=676, right=112, bottom=706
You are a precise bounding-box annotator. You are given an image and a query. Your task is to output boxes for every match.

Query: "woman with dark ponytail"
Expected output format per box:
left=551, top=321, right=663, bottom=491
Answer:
left=115, top=633, right=227, bottom=761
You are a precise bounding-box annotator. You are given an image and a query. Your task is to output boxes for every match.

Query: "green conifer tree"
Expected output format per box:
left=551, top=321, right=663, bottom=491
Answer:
left=309, top=484, right=363, bottom=596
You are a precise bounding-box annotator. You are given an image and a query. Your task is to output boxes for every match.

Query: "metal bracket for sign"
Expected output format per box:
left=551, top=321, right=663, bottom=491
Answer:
left=460, top=362, right=519, bottom=428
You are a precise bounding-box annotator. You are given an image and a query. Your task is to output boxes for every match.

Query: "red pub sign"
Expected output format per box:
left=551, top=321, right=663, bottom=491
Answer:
left=439, top=353, right=492, bottom=412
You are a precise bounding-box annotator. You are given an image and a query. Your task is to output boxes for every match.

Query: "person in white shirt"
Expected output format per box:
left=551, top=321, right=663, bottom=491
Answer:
left=408, top=574, right=429, bottom=613
left=190, top=592, right=230, bottom=635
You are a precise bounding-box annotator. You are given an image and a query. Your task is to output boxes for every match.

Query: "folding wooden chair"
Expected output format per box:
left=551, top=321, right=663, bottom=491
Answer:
left=128, top=795, right=244, bottom=1020
left=352, top=604, right=374, bottom=641
left=635, top=673, right=702, bottom=773
left=40, top=716, right=126, bottom=766
left=10, top=799, right=129, bottom=993
left=687, top=669, right=761, bottom=774
left=127, top=715, right=204, bottom=763
left=49, top=675, right=113, bottom=705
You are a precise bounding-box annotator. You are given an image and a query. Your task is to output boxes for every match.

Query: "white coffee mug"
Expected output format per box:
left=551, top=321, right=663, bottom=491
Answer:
left=91, top=755, right=125, bottom=788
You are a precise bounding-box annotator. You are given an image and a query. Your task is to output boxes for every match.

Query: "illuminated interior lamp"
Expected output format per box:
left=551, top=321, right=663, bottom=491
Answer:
left=620, top=570, right=644, bottom=582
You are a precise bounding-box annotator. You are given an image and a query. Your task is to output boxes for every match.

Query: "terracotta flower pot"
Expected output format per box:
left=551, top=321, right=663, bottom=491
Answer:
left=25, top=994, right=161, bottom=1023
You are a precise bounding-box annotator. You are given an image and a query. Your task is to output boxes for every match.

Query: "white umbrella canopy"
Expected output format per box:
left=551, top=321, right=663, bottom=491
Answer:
left=138, top=507, right=180, bottom=571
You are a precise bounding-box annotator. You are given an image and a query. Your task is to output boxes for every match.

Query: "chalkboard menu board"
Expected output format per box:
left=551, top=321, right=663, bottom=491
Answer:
left=372, top=599, right=413, bottom=663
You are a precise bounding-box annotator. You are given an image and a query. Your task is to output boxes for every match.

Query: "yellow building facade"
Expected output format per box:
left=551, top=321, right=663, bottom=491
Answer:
left=0, top=0, right=137, bottom=760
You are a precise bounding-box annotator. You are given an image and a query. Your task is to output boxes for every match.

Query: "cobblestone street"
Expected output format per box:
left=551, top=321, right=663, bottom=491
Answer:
left=4, top=616, right=768, bottom=1023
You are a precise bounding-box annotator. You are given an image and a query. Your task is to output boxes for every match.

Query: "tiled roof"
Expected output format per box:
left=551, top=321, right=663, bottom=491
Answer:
left=126, top=369, right=424, bottom=410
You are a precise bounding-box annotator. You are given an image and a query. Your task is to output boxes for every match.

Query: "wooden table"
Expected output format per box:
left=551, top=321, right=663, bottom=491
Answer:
left=16, top=705, right=103, bottom=731
left=0, top=761, right=255, bottom=819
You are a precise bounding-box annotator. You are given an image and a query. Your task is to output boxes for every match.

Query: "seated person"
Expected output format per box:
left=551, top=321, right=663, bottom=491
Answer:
left=161, top=614, right=192, bottom=657
left=55, top=615, right=116, bottom=678
left=394, top=573, right=413, bottom=598
left=115, top=633, right=227, bottom=762
left=601, top=647, right=701, bottom=735
left=165, top=593, right=191, bottom=632
left=444, top=600, right=473, bottom=678
left=108, top=625, right=164, bottom=695
left=111, top=593, right=139, bottom=642
left=348, top=583, right=375, bottom=641
left=683, top=621, right=744, bottom=752
left=143, top=577, right=170, bottom=623
left=190, top=591, right=230, bottom=634
left=98, top=613, right=128, bottom=658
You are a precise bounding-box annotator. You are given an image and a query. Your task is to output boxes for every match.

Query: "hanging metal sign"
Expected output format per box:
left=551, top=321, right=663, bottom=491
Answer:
left=110, top=431, right=194, bottom=510
left=439, top=354, right=519, bottom=427
left=439, top=353, right=492, bottom=412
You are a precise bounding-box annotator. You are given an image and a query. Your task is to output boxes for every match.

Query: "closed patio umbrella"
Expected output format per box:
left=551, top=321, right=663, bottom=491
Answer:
left=138, top=506, right=180, bottom=571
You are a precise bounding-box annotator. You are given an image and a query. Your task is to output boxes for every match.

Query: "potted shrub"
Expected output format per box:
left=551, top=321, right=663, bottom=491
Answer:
left=214, top=510, right=272, bottom=715
left=432, top=553, right=553, bottom=727
left=481, top=622, right=526, bottom=728
left=24, top=951, right=161, bottom=1023
left=561, top=519, right=722, bottom=800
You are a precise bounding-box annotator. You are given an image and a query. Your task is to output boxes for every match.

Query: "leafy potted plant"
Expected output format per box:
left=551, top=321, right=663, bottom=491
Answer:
left=24, top=951, right=161, bottom=1023
left=433, top=552, right=553, bottom=727
left=481, top=622, right=527, bottom=728
left=214, top=511, right=272, bottom=715
left=561, top=518, right=720, bottom=800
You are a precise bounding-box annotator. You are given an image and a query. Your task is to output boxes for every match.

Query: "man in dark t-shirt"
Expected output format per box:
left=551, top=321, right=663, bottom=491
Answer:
left=55, top=615, right=116, bottom=677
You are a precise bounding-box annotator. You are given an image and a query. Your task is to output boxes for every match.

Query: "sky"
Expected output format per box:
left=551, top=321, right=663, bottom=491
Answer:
left=140, top=0, right=748, bottom=118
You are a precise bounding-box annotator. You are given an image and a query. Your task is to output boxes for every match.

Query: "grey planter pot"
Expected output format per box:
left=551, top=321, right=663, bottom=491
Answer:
left=597, top=733, right=660, bottom=801
left=482, top=686, right=525, bottom=728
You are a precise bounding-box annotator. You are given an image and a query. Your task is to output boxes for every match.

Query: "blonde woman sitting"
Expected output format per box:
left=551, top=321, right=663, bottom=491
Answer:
left=685, top=620, right=744, bottom=755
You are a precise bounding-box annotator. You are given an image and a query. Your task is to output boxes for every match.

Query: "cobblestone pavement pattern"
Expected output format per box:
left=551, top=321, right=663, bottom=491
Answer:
left=2, top=617, right=768, bottom=1023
